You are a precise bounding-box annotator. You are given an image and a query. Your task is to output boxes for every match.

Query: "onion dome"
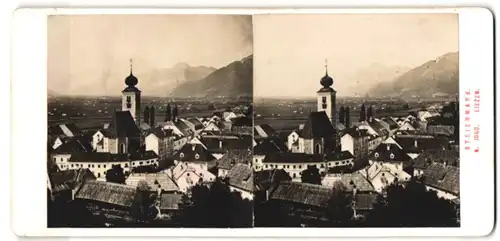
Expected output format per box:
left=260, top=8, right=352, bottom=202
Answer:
left=320, top=73, right=333, bottom=88
left=125, top=59, right=138, bottom=87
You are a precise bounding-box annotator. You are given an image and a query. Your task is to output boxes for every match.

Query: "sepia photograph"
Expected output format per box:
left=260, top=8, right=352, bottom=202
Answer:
left=252, top=14, right=460, bottom=227
left=46, top=14, right=254, bottom=228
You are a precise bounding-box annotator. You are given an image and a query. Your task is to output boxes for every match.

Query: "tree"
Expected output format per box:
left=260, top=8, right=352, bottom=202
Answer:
left=105, top=165, right=126, bottom=184
left=172, top=178, right=253, bottom=227
left=165, top=104, right=171, bottom=121
left=344, top=107, right=350, bottom=128
left=365, top=178, right=458, bottom=227
left=143, top=106, right=150, bottom=125
left=172, top=105, right=179, bottom=120
left=300, top=165, right=322, bottom=185
left=149, top=106, right=155, bottom=127
left=338, top=106, right=345, bottom=125
left=131, top=181, right=159, bottom=222
left=367, top=105, right=374, bottom=120
left=325, top=182, right=354, bottom=226
left=359, top=104, right=366, bottom=122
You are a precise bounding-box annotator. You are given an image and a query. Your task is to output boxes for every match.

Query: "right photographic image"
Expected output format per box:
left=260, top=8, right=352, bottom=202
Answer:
left=252, top=14, right=460, bottom=227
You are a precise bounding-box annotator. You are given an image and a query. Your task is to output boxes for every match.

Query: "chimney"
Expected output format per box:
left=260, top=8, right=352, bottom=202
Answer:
left=219, top=140, right=223, bottom=149
left=414, top=140, right=418, bottom=148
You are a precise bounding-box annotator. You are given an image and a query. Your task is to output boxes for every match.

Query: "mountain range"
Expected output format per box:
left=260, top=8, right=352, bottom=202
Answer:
left=368, top=52, right=459, bottom=98
left=171, top=55, right=253, bottom=98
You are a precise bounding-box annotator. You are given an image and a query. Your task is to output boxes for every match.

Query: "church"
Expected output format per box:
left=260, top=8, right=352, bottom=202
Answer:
left=287, top=62, right=340, bottom=156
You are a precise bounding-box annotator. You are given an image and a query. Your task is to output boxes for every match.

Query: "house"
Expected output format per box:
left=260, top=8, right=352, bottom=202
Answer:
left=321, top=173, right=375, bottom=193
left=361, top=162, right=411, bottom=193
left=129, top=150, right=160, bottom=169
left=287, top=130, right=301, bottom=152
left=186, top=118, right=205, bottom=134
left=145, top=128, right=176, bottom=160
left=125, top=173, right=179, bottom=194
left=231, top=116, right=253, bottom=134
left=223, top=111, right=238, bottom=122
left=201, top=121, right=222, bottom=134
left=226, top=163, right=254, bottom=200
left=421, top=163, right=459, bottom=200
left=380, top=117, right=400, bottom=136
left=214, top=149, right=252, bottom=177
left=368, top=142, right=412, bottom=171
left=426, top=116, right=456, bottom=137
left=261, top=151, right=354, bottom=180
left=252, top=137, right=286, bottom=171
left=50, top=138, right=94, bottom=168
left=74, top=180, right=137, bottom=214
left=66, top=152, right=130, bottom=179
left=92, top=111, right=142, bottom=154
left=418, top=109, right=441, bottom=122
left=254, top=124, right=277, bottom=139
left=340, top=128, right=370, bottom=159
left=357, top=119, right=388, bottom=151
left=161, top=120, right=193, bottom=151
left=412, top=150, right=459, bottom=177
left=173, top=143, right=217, bottom=170
left=47, top=168, right=96, bottom=202
left=167, top=162, right=216, bottom=193
left=395, top=134, right=450, bottom=159
left=398, top=121, right=417, bottom=132
left=200, top=134, right=252, bottom=156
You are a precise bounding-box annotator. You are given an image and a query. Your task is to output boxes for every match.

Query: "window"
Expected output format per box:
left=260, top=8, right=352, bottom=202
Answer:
left=293, top=173, right=296, bottom=178
left=315, top=143, right=321, bottom=154
left=195, top=153, right=200, bottom=159
left=299, top=165, right=302, bottom=169
left=140, top=162, right=143, bottom=165
left=322, top=96, right=327, bottom=103
left=390, top=153, right=395, bottom=159
left=98, top=165, right=100, bottom=168
left=71, top=164, right=73, bottom=168
left=97, top=173, right=101, bottom=178
left=374, top=152, right=379, bottom=158
left=321, top=164, right=324, bottom=168
left=293, top=165, right=296, bottom=169
left=265, top=165, right=268, bottom=168
left=120, top=143, right=126, bottom=154
left=187, top=173, right=190, bottom=176
left=103, top=164, right=106, bottom=168
left=125, top=163, right=128, bottom=168
left=88, top=164, right=91, bottom=168
left=179, top=153, right=184, bottom=158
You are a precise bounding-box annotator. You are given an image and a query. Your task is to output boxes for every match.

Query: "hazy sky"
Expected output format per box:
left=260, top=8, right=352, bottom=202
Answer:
left=48, top=15, right=253, bottom=95
left=253, top=14, right=459, bottom=97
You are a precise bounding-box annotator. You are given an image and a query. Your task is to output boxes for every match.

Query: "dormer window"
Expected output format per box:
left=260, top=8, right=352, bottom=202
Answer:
left=179, top=153, right=184, bottom=158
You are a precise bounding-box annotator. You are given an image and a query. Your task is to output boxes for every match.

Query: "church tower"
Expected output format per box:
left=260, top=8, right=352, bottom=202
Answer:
left=122, top=59, right=141, bottom=125
left=317, top=60, right=337, bottom=126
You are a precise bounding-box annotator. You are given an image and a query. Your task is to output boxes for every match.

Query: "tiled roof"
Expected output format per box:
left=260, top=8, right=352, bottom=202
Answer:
left=227, top=163, right=253, bottom=192
left=327, top=150, right=355, bottom=161
left=381, top=117, right=399, bottom=130
left=216, top=149, right=252, bottom=170
left=49, top=168, right=96, bottom=193
left=149, top=127, right=175, bottom=139
left=125, top=173, right=179, bottom=192
left=395, top=135, right=449, bottom=153
left=200, top=135, right=251, bottom=151
left=231, top=116, right=252, bottom=126
left=269, top=181, right=332, bottom=208
left=253, top=136, right=287, bottom=155
left=422, top=163, right=459, bottom=195
left=369, top=143, right=412, bottom=163
left=49, top=123, right=82, bottom=137
left=323, top=173, right=375, bottom=192
left=105, top=111, right=141, bottom=138
left=299, top=111, right=335, bottom=139
left=174, top=119, right=194, bottom=136
left=75, top=180, right=137, bottom=208
left=263, top=152, right=323, bottom=163
left=412, top=150, right=460, bottom=170
left=68, top=152, right=128, bottom=163
left=159, top=193, right=183, bottom=210
left=254, top=124, right=277, bottom=138
left=52, top=137, right=93, bottom=154
left=187, top=118, right=204, bottom=130
left=254, top=169, right=292, bottom=191
left=174, top=143, right=215, bottom=162
left=366, top=119, right=389, bottom=137
left=342, top=128, right=370, bottom=138
left=129, top=150, right=159, bottom=161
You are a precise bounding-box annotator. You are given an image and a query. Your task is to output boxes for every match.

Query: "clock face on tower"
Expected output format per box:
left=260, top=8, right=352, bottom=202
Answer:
left=126, top=96, right=131, bottom=108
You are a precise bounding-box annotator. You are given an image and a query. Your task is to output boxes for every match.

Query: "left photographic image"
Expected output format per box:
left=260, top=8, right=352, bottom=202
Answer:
left=46, top=14, right=254, bottom=228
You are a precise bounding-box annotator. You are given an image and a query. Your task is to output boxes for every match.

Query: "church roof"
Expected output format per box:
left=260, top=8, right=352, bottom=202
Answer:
left=299, top=111, right=335, bottom=139
left=105, top=111, right=141, bottom=138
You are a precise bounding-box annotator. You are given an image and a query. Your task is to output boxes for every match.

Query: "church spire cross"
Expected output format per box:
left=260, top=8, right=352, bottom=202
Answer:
left=129, top=58, right=133, bottom=74
left=325, top=59, right=328, bottom=75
